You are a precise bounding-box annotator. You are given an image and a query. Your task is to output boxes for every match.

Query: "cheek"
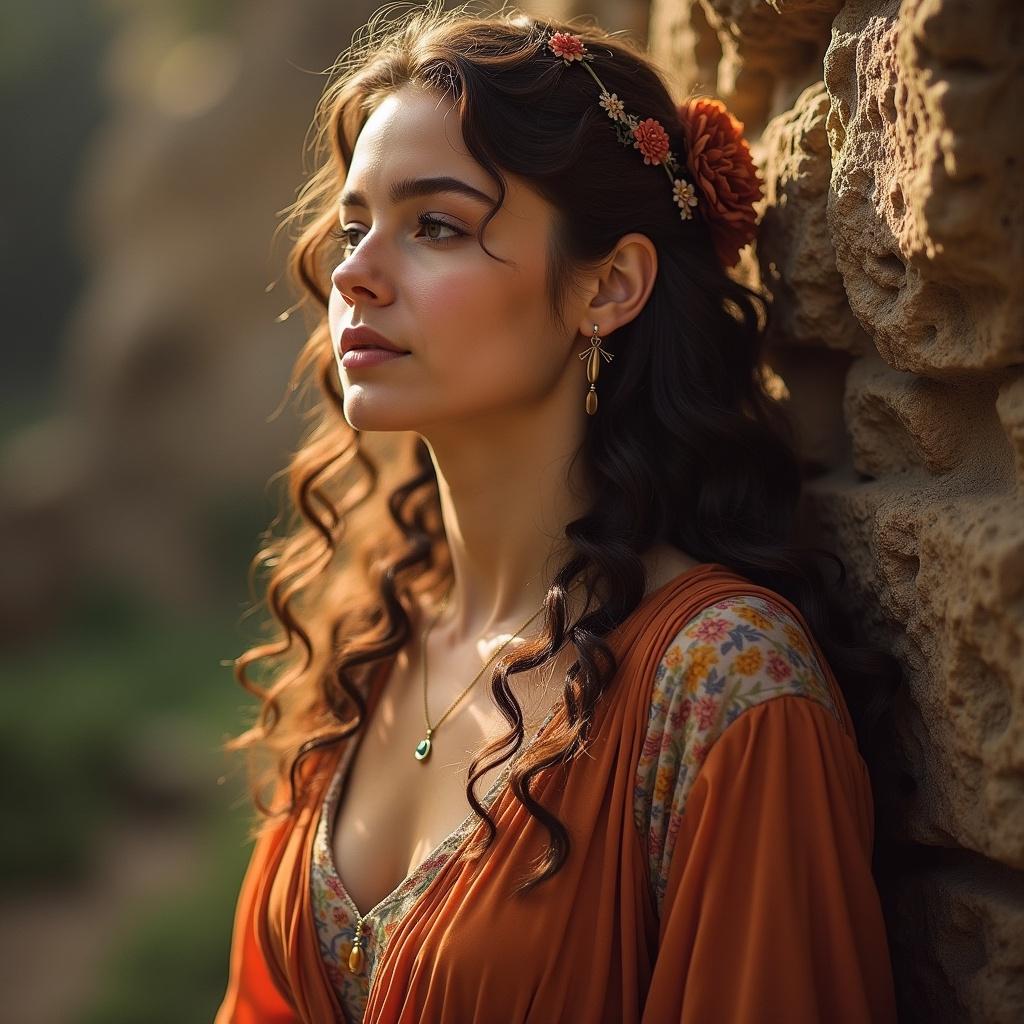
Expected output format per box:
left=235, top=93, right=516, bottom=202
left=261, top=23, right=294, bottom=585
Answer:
left=407, top=245, right=558, bottom=377
left=427, top=259, right=543, bottom=332
left=410, top=269, right=485, bottom=317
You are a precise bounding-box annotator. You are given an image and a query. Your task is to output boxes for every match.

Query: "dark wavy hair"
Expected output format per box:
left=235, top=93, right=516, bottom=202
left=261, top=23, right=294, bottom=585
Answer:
left=224, top=0, right=904, bottom=896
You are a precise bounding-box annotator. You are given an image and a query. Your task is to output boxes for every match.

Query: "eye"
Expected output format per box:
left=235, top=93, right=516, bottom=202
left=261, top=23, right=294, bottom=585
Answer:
left=417, top=214, right=464, bottom=244
left=327, top=225, right=361, bottom=250
left=328, top=213, right=466, bottom=254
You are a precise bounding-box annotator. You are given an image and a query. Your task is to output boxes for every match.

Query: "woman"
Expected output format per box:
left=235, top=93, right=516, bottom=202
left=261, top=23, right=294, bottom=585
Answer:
left=215, top=4, right=901, bottom=1021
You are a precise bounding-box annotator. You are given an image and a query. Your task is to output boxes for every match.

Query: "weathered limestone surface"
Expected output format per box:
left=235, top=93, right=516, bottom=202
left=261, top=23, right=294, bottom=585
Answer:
left=890, top=861, right=1024, bottom=1023
left=651, top=0, right=845, bottom=130
left=653, top=0, right=1024, bottom=1020
left=759, top=80, right=869, bottom=355
left=825, top=0, right=1024, bottom=377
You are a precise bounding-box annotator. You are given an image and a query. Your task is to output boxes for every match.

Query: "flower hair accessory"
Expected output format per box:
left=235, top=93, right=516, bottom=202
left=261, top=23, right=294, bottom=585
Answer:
left=545, top=30, right=763, bottom=269
left=676, top=96, right=763, bottom=268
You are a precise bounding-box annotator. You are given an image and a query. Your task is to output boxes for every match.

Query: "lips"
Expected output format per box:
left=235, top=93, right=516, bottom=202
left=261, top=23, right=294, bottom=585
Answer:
left=340, top=347, right=409, bottom=369
left=340, top=325, right=410, bottom=355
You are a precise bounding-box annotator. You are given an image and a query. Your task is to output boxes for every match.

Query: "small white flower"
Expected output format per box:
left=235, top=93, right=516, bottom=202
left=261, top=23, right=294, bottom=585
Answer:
left=673, top=178, right=698, bottom=220
left=598, top=91, right=626, bottom=121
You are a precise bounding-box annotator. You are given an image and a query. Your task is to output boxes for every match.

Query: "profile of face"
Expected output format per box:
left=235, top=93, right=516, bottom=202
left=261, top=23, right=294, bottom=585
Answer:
left=327, top=84, right=588, bottom=437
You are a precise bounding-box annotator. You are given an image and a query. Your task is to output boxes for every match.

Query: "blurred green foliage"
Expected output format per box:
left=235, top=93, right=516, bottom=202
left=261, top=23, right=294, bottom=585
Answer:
left=1, top=580, right=248, bottom=884
left=1, top=573, right=269, bottom=1021
left=1, top=2, right=296, bottom=1017
left=74, top=804, right=253, bottom=1024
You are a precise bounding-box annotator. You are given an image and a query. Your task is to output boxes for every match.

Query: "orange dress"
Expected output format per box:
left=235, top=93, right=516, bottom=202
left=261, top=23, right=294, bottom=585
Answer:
left=215, top=563, right=898, bottom=1022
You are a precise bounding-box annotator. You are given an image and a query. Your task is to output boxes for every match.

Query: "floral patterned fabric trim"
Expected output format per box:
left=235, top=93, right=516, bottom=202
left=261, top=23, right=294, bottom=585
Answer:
left=633, top=593, right=842, bottom=917
left=311, top=593, right=840, bottom=1020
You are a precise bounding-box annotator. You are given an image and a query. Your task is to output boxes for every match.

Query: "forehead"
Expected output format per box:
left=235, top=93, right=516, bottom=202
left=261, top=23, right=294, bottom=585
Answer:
left=345, top=86, right=476, bottom=187
left=341, top=85, right=548, bottom=227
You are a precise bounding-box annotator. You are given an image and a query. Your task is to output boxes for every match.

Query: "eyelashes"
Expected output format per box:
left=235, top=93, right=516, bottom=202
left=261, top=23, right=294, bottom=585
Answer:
left=328, top=213, right=467, bottom=254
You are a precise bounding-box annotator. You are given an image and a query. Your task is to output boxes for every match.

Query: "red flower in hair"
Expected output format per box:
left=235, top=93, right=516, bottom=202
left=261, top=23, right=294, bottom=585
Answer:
left=678, top=97, right=763, bottom=268
left=548, top=30, right=587, bottom=62
left=632, top=117, right=671, bottom=166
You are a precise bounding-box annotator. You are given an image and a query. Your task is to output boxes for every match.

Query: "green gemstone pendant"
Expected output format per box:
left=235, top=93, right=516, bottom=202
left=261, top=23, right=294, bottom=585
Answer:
left=414, top=733, right=432, bottom=761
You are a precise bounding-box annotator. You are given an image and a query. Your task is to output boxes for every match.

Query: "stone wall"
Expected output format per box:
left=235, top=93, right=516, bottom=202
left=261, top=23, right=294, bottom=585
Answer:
left=647, top=0, right=1023, bottom=1020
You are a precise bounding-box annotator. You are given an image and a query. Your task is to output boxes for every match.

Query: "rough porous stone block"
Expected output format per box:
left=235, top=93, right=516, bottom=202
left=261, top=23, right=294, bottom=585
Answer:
left=824, top=0, right=1024, bottom=377
left=888, top=863, right=1024, bottom=1022
left=758, top=79, right=869, bottom=354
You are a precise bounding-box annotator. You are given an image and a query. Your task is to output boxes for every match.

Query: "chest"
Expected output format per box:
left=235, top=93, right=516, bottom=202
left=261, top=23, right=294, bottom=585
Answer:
left=328, top=546, right=701, bottom=918
left=330, top=649, right=569, bottom=918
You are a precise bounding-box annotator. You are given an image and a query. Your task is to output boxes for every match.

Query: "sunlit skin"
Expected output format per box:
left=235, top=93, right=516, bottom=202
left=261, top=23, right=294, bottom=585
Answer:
left=327, top=82, right=666, bottom=655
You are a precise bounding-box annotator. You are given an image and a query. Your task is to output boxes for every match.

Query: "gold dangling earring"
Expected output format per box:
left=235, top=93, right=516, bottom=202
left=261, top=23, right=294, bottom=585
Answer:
left=578, top=323, right=614, bottom=416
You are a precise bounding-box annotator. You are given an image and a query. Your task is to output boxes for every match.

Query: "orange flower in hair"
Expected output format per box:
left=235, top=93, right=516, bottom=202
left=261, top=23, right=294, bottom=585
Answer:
left=677, top=97, right=763, bottom=268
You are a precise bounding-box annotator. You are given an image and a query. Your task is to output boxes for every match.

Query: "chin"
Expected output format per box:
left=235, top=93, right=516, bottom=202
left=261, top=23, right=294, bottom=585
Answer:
left=339, top=389, right=418, bottom=434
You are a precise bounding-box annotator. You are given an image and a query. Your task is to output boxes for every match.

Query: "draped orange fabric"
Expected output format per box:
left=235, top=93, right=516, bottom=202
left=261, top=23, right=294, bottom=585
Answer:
left=215, top=563, right=898, bottom=1022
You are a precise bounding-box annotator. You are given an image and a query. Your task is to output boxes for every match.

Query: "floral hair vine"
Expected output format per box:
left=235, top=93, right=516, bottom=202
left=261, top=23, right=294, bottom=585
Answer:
left=545, top=30, right=763, bottom=269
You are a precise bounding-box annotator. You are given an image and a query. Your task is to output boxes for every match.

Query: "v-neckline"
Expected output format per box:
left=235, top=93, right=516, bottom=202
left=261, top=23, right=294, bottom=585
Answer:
left=319, top=681, right=564, bottom=924
left=317, top=560, right=726, bottom=924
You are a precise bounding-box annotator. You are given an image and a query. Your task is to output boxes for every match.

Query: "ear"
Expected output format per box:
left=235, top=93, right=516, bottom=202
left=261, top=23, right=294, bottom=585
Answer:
left=578, top=232, right=658, bottom=337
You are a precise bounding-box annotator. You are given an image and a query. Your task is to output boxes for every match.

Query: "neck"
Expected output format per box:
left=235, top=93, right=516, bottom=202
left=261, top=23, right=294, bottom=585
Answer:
left=417, top=392, right=593, bottom=646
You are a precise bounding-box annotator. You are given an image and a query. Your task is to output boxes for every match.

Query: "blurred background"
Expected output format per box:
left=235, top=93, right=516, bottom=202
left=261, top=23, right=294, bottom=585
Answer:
left=4, top=0, right=1022, bottom=1021
left=0, top=0, right=488, bottom=1019
left=1, top=1, right=640, bottom=1020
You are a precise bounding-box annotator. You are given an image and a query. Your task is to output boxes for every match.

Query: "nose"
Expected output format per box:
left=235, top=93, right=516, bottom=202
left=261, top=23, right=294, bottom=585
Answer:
left=331, top=247, right=390, bottom=307
left=331, top=264, right=351, bottom=302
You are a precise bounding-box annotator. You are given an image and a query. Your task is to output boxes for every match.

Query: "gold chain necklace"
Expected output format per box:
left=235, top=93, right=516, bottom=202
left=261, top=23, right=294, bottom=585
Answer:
left=413, top=581, right=576, bottom=762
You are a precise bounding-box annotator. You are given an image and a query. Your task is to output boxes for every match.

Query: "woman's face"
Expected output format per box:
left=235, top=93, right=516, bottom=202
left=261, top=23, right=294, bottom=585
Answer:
left=327, top=84, right=585, bottom=434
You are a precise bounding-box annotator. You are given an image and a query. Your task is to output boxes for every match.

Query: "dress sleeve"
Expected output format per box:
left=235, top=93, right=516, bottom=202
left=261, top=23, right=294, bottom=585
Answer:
left=213, top=815, right=299, bottom=1024
left=640, top=694, right=898, bottom=1023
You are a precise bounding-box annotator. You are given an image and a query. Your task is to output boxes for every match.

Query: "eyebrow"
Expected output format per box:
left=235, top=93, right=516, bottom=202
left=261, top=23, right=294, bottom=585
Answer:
left=339, top=175, right=496, bottom=210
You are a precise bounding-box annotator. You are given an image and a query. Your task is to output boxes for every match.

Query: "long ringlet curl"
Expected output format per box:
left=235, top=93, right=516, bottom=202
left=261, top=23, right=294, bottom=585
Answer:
left=225, top=0, right=906, bottom=898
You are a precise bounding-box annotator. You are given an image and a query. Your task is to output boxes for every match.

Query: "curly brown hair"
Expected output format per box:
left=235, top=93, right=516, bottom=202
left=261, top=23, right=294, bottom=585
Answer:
left=223, top=0, right=903, bottom=897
